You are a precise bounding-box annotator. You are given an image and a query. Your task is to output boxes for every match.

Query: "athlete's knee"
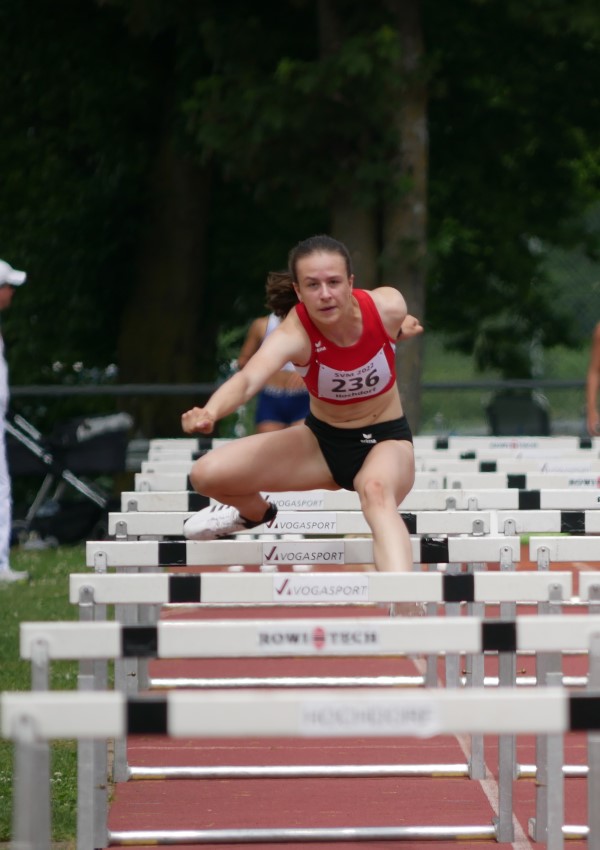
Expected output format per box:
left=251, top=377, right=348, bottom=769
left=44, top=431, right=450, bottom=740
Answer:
left=357, top=477, right=391, bottom=511
left=188, top=454, right=221, bottom=495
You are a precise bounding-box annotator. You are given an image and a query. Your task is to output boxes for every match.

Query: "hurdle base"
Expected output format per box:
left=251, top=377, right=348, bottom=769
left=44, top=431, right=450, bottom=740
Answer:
left=528, top=821, right=588, bottom=841
left=109, top=824, right=498, bottom=845
left=128, top=762, right=471, bottom=780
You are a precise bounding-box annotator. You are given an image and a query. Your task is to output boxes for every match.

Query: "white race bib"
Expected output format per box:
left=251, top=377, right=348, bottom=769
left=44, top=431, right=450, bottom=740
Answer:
left=317, top=346, right=392, bottom=402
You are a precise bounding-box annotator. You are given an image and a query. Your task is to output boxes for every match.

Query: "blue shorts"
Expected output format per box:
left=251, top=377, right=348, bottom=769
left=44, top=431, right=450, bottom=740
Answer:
left=255, top=386, right=310, bottom=426
left=305, top=412, right=413, bottom=491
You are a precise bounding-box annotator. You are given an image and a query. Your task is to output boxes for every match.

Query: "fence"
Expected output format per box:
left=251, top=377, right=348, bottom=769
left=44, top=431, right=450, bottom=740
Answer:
left=10, top=379, right=588, bottom=437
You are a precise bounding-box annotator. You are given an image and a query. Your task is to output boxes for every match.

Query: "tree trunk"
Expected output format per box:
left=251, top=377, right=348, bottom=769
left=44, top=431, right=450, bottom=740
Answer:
left=331, top=206, right=379, bottom=289
left=117, top=137, right=212, bottom=437
left=381, top=0, right=428, bottom=433
left=319, top=0, right=379, bottom=288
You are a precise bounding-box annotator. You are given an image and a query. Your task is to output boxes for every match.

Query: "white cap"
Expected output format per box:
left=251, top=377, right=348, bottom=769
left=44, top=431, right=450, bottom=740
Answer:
left=0, top=260, right=26, bottom=287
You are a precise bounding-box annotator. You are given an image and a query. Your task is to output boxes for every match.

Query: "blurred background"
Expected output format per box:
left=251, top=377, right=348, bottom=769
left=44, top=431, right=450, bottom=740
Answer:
left=1, top=0, right=599, bottom=448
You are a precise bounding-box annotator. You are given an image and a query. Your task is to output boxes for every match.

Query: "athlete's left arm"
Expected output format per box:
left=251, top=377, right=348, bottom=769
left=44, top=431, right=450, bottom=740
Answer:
left=370, top=287, right=423, bottom=341
left=369, top=287, right=406, bottom=338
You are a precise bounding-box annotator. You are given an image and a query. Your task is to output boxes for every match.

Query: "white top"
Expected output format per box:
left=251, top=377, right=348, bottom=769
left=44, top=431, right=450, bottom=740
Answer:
left=264, top=313, right=295, bottom=372
left=0, top=335, right=8, bottom=416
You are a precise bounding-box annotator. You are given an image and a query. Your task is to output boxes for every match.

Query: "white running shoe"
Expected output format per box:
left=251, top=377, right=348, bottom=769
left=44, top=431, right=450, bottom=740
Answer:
left=0, top=569, right=29, bottom=584
left=183, top=502, right=277, bottom=541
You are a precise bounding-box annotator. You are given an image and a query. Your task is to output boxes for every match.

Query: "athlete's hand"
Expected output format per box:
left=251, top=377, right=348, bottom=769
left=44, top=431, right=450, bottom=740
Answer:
left=181, top=406, right=216, bottom=434
left=400, top=314, right=424, bottom=339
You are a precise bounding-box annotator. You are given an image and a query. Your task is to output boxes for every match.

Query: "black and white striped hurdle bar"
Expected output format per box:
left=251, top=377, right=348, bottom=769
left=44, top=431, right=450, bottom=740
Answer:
left=133, top=469, right=600, bottom=491
left=86, top=535, right=520, bottom=568
left=108, top=508, right=492, bottom=538
left=2, top=687, right=596, bottom=739
left=2, top=687, right=597, bottom=848
left=121, top=487, right=600, bottom=513
left=146, top=434, right=597, bottom=459
left=146, top=448, right=600, bottom=465
left=140, top=457, right=600, bottom=475
left=135, top=470, right=453, bottom=492
left=70, top=570, right=573, bottom=605
left=107, top=507, right=600, bottom=539
left=530, top=536, right=600, bottom=565
left=413, top=435, right=596, bottom=452
left=19, top=613, right=600, bottom=661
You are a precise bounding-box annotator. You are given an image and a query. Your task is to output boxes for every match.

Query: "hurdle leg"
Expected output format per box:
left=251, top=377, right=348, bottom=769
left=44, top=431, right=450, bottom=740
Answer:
left=77, top=587, right=109, bottom=850
left=113, top=566, right=139, bottom=783
left=495, top=597, right=517, bottom=843
left=443, top=563, right=462, bottom=689
left=545, top=671, right=565, bottom=850
left=465, top=562, right=486, bottom=779
left=529, top=594, right=563, bottom=843
left=587, top=633, right=600, bottom=850
left=421, top=563, right=438, bottom=687
left=11, top=714, right=51, bottom=850
left=137, top=566, right=161, bottom=690
left=26, top=640, right=52, bottom=849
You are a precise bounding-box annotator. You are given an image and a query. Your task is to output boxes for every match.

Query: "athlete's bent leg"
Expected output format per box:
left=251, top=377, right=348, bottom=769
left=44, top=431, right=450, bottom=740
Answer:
left=353, top=440, right=415, bottom=573
left=185, top=425, right=336, bottom=538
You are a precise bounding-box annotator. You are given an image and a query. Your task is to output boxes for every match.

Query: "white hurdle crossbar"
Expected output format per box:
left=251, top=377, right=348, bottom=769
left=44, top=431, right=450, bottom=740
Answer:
left=2, top=686, right=599, bottom=850
left=140, top=457, right=600, bottom=475
left=72, top=567, right=570, bottom=606
left=134, top=469, right=600, bottom=492
left=86, top=535, right=520, bottom=569
left=107, top=508, right=600, bottom=539
left=108, top=508, right=492, bottom=538
left=121, top=486, right=600, bottom=513
left=530, top=535, right=600, bottom=568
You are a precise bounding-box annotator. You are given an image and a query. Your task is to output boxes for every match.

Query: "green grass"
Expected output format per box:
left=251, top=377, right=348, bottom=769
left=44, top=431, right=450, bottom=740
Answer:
left=419, top=335, right=589, bottom=434
left=0, top=544, right=86, bottom=843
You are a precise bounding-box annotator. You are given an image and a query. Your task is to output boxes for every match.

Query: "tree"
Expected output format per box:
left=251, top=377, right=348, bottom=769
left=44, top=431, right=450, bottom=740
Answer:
left=425, top=0, right=600, bottom=377
left=2, top=0, right=600, bottom=439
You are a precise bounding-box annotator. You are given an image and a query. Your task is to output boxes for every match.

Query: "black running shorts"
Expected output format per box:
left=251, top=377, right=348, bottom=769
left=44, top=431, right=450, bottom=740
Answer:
left=305, top=412, right=413, bottom=491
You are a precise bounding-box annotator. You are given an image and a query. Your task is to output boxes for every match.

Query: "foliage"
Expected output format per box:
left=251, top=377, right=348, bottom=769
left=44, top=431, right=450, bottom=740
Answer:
left=0, top=0, right=599, bottom=391
left=183, top=9, right=408, bottom=208
left=0, top=0, right=159, bottom=383
left=425, top=0, right=600, bottom=375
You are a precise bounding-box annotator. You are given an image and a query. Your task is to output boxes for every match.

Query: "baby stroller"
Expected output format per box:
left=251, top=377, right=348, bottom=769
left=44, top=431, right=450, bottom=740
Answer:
left=6, top=411, right=133, bottom=546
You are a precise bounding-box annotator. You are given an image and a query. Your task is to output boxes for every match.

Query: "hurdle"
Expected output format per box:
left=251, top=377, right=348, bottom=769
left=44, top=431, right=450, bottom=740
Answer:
left=18, top=609, right=600, bottom=849
left=134, top=469, right=450, bottom=491
left=134, top=468, right=600, bottom=492
left=68, top=568, right=572, bottom=712
left=68, top=569, right=572, bottom=719
left=120, top=486, right=600, bottom=513
left=140, top=456, right=600, bottom=476
left=140, top=454, right=600, bottom=472
left=86, top=534, right=520, bottom=569
left=85, top=530, right=523, bottom=717
left=106, top=505, right=600, bottom=541
left=148, top=434, right=600, bottom=460
left=3, top=686, right=597, bottom=849
left=108, top=508, right=493, bottom=539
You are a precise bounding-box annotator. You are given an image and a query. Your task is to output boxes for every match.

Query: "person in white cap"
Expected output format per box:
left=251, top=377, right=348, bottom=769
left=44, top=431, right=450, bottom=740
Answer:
left=0, top=259, right=28, bottom=582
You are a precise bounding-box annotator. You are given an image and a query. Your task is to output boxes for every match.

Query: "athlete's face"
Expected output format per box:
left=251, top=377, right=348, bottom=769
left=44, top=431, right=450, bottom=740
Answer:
left=294, top=251, right=353, bottom=323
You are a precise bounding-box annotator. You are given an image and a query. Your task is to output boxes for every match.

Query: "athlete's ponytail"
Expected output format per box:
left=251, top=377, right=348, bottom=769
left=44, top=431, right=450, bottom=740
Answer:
left=265, top=270, right=297, bottom=318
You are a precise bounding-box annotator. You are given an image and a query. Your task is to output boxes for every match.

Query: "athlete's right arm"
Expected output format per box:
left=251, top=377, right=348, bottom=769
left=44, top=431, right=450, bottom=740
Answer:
left=182, top=314, right=309, bottom=434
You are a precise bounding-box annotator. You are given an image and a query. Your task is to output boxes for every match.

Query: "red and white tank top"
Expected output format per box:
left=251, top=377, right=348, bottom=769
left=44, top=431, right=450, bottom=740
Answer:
left=294, top=289, right=397, bottom=405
